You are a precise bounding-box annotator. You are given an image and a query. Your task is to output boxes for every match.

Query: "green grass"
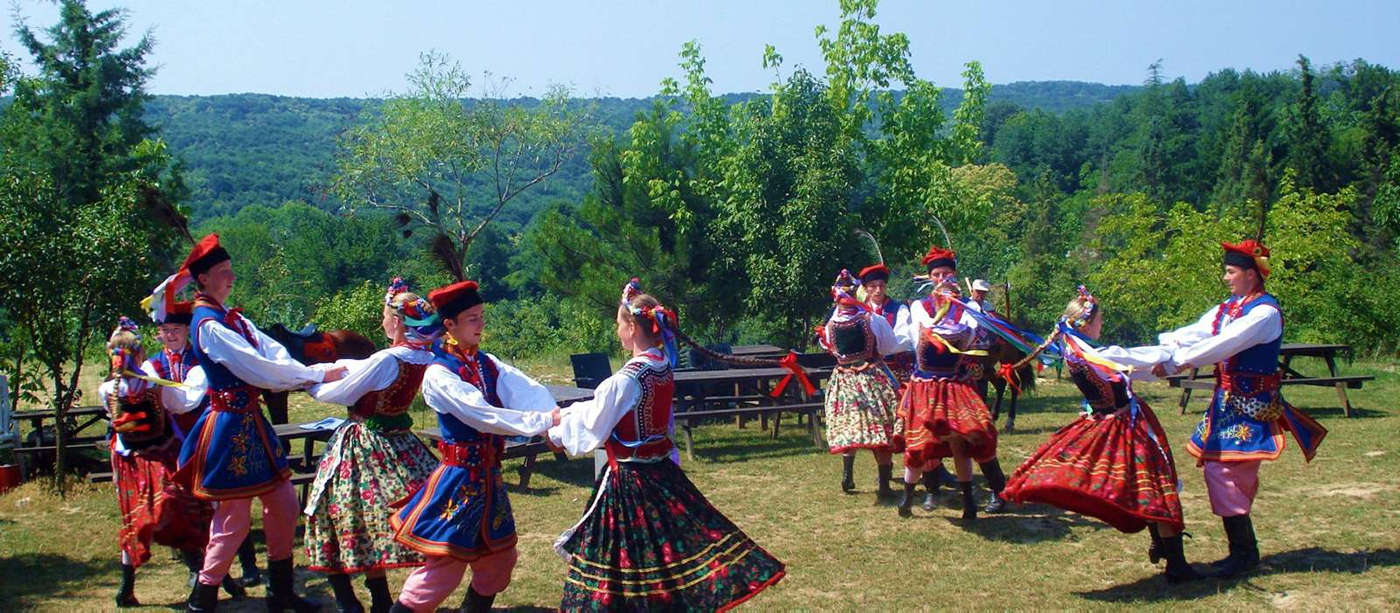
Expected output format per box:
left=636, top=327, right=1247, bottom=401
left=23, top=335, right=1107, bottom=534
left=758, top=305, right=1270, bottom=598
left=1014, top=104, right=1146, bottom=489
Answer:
left=2, top=359, right=1397, bottom=611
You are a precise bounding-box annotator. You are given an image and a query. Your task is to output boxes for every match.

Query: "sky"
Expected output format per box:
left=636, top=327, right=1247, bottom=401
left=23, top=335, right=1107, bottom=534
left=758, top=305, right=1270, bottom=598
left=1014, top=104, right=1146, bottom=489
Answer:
left=7, top=0, right=1399, bottom=98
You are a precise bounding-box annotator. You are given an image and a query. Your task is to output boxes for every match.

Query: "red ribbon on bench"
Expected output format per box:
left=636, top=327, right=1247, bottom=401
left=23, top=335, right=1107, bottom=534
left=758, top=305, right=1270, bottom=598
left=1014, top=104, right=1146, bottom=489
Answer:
left=771, top=351, right=817, bottom=398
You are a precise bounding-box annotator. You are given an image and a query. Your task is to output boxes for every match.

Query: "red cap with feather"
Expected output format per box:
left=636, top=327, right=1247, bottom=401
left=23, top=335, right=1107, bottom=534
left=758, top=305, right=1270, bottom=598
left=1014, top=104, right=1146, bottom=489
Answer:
left=1221, top=239, right=1271, bottom=277
left=921, top=246, right=957, bottom=271
left=429, top=280, right=483, bottom=319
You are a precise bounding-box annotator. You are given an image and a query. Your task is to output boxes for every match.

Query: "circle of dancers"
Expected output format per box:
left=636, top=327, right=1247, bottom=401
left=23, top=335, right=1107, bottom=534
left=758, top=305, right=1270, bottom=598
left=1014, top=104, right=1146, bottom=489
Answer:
left=93, top=231, right=1326, bottom=611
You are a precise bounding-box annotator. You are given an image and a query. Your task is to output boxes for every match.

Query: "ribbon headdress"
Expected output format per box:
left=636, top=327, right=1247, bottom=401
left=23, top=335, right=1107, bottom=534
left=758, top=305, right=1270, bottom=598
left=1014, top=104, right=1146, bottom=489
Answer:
left=387, top=277, right=442, bottom=346
left=830, top=269, right=870, bottom=313
left=621, top=277, right=679, bottom=367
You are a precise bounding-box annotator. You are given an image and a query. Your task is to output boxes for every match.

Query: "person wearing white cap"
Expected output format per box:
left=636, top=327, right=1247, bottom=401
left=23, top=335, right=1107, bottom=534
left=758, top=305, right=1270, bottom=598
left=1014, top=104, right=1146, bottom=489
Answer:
left=968, top=279, right=994, bottom=314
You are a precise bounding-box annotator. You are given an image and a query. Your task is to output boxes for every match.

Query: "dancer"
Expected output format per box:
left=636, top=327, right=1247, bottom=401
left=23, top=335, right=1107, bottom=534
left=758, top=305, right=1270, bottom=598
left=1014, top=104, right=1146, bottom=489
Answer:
left=302, top=278, right=442, bottom=612
left=387, top=279, right=561, bottom=613
left=157, top=234, right=346, bottom=611
left=1153, top=239, right=1326, bottom=578
left=820, top=270, right=905, bottom=498
left=895, top=246, right=1008, bottom=520
left=99, top=317, right=244, bottom=606
left=1000, top=287, right=1201, bottom=583
left=548, top=278, right=786, bottom=610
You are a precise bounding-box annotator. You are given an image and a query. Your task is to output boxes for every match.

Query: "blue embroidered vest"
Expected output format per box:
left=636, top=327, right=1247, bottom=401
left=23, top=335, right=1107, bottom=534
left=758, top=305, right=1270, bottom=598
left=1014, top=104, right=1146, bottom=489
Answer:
left=190, top=300, right=251, bottom=392
left=1216, top=294, right=1282, bottom=375
left=430, top=341, right=502, bottom=445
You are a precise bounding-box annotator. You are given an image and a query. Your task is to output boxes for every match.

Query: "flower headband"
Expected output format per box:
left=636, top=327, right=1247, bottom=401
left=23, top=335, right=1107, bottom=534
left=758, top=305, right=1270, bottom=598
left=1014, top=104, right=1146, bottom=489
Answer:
left=385, top=276, right=411, bottom=307
left=620, top=277, right=679, bottom=367
left=114, top=316, right=142, bottom=340
left=830, top=269, right=866, bottom=312
left=1068, top=284, right=1097, bottom=329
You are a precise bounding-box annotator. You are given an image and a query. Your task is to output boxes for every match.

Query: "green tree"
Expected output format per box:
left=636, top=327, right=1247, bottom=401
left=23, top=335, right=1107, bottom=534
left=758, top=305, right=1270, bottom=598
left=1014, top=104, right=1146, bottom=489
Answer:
left=333, top=51, right=589, bottom=279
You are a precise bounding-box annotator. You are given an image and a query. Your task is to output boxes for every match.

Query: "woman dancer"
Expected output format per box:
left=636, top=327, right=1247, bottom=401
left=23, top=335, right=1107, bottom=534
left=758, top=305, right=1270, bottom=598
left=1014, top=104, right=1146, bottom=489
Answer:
left=302, top=279, right=442, bottom=612
left=1000, top=287, right=1201, bottom=583
left=819, top=270, right=905, bottom=498
left=548, top=278, right=786, bottom=611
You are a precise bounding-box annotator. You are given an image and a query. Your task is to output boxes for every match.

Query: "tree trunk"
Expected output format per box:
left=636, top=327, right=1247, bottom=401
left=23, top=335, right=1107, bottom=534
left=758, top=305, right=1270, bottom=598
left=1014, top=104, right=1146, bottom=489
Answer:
left=52, top=372, right=67, bottom=498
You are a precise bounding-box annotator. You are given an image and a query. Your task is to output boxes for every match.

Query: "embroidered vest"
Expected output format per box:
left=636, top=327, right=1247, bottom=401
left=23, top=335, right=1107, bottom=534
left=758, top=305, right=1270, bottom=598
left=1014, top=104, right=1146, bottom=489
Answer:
left=1212, top=293, right=1285, bottom=421
left=431, top=343, right=502, bottom=445
left=1067, top=360, right=1129, bottom=414
left=190, top=299, right=258, bottom=392
left=107, top=384, right=170, bottom=450
left=607, top=357, right=675, bottom=460
left=350, top=358, right=428, bottom=431
left=826, top=316, right=877, bottom=364
left=914, top=296, right=966, bottom=375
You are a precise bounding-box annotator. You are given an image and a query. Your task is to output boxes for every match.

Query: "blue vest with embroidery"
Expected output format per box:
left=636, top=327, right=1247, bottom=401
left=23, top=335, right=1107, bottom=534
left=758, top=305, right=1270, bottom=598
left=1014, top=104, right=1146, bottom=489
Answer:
left=1220, top=294, right=1281, bottom=375
left=190, top=302, right=248, bottom=391
left=430, top=342, right=502, bottom=444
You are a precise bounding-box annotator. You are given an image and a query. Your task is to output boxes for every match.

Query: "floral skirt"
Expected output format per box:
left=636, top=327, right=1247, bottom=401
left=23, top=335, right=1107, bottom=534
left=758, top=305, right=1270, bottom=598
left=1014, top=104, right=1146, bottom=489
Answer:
left=896, top=375, right=998, bottom=467
left=112, top=440, right=211, bottom=565
left=823, top=365, right=903, bottom=454
left=1002, top=402, right=1184, bottom=533
left=303, top=423, right=437, bottom=572
left=556, top=459, right=786, bottom=611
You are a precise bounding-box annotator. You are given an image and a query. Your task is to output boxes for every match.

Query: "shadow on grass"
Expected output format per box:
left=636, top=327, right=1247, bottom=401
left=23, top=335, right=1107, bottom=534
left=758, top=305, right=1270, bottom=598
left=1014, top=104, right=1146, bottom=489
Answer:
left=952, top=503, right=1110, bottom=543
left=691, top=432, right=824, bottom=464
left=1300, top=406, right=1388, bottom=419
left=0, top=552, right=110, bottom=609
left=1074, top=547, right=1400, bottom=602
left=521, top=454, right=599, bottom=492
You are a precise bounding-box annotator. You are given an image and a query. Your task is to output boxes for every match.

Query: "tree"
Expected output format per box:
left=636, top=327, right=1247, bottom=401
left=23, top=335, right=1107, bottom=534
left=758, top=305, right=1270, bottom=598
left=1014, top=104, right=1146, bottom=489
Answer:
left=333, top=51, right=589, bottom=279
left=1283, top=55, right=1335, bottom=193
left=1, top=1, right=178, bottom=494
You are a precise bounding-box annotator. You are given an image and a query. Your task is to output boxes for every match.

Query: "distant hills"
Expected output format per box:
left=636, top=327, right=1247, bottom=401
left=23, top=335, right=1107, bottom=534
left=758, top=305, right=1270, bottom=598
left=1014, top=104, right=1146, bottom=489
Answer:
left=142, top=81, right=1142, bottom=222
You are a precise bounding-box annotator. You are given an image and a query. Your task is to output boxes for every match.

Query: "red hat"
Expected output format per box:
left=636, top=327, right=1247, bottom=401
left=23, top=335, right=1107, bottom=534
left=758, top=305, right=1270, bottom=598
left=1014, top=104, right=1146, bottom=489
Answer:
left=1221, top=239, right=1271, bottom=277
left=162, top=301, right=194, bottom=326
left=428, top=280, right=483, bottom=319
left=182, top=233, right=231, bottom=279
left=857, top=264, right=890, bottom=283
left=921, top=246, right=957, bottom=270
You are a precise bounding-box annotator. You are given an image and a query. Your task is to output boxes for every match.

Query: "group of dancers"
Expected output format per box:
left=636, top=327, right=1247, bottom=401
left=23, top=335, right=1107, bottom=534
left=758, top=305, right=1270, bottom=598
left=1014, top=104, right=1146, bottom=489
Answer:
left=817, top=239, right=1327, bottom=583
left=98, top=233, right=784, bottom=612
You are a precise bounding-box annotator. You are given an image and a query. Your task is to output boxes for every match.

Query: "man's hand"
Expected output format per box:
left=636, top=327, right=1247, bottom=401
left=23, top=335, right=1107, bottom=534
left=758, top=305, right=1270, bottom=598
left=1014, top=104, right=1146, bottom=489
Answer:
left=550, top=407, right=562, bottom=428
left=1151, top=362, right=1170, bottom=378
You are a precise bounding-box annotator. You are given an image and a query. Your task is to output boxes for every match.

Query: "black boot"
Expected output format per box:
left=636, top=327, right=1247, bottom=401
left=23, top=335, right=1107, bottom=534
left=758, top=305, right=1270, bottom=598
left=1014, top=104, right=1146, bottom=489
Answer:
left=236, top=537, right=262, bottom=587
left=365, top=575, right=393, bottom=613
left=1161, top=534, right=1203, bottom=584
left=896, top=482, right=917, bottom=518
left=935, top=463, right=959, bottom=487
left=266, top=557, right=322, bottom=612
left=920, top=470, right=940, bottom=511
left=328, top=573, right=365, bottom=613
left=1147, top=524, right=1163, bottom=564
left=462, top=586, right=496, bottom=613
left=116, top=563, right=139, bottom=607
left=875, top=463, right=895, bottom=501
left=220, top=574, right=247, bottom=601
left=185, top=582, right=219, bottom=613
left=841, top=454, right=856, bottom=493
left=388, top=602, right=413, bottom=613
left=979, top=459, right=1008, bottom=514
left=960, top=481, right=977, bottom=521
left=1211, top=514, right=1260, bottom=578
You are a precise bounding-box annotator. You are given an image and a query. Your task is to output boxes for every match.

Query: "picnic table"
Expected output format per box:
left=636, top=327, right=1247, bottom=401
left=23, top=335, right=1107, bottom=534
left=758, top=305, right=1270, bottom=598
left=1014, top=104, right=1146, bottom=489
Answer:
left=1168, top=343, right=1374, bottom=417
left=673, top=365, right=832, bottom=459
left=11, top=405, right=111, bottom=475
left=729, top=344, right=787, bottom=358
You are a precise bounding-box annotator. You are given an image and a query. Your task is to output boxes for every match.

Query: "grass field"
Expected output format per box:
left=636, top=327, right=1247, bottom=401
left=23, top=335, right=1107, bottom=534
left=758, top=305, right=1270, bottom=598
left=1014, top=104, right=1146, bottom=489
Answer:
left=2, top=356, right=1397, bottom=611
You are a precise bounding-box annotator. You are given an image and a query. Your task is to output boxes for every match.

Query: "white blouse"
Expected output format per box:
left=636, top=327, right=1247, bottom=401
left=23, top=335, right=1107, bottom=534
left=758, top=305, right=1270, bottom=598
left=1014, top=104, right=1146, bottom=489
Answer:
left=546, top=351, right=667, bottom=457
left=195, top=313, right=326, bottom=391
left=1159, top=299, right=1282, bottom=371
left=306, top=345, right=433, bottom=406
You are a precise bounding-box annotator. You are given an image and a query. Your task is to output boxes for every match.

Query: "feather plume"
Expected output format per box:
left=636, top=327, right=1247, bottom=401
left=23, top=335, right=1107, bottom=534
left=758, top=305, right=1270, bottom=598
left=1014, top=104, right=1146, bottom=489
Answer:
left=430, top=233, right=465, bottom=282
left=854, top=229, right=884, bottom=264
left=138, top=185, right=194, bottom=245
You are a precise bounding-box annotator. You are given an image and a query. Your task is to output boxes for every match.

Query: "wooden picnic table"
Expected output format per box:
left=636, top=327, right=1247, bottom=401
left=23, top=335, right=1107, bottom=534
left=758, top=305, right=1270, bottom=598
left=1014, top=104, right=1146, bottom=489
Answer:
left=729, top=344, right=787, bottom=358
left=1169, top=342, right=1373, bottom=417
left=672, top=365, right=832, bottom=459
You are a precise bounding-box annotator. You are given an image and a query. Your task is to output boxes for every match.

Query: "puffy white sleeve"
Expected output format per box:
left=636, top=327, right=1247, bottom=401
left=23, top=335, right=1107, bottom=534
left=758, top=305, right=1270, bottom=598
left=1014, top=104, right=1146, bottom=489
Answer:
left=889, top=304, right=914, bottom=352
left=870, top=314, right=906, bottom=356
left=902, top=300, right=930, bottom=347
left=1169, top=305, right=1282, bottom=371
left=547, top=373, right=639, bottom=456
left=421, top=365, right=554, bottom=436
left=305, top=352, right=399, bottom=407
left=1095, top=345, right=1174, bottom=382
left=1158, top=306, right=1218, bottom=348
left=162, top=365, right=208, bottom=414
left=196, top=319, right=325, bottom=391
left=492, top=355, right=558, bottom=413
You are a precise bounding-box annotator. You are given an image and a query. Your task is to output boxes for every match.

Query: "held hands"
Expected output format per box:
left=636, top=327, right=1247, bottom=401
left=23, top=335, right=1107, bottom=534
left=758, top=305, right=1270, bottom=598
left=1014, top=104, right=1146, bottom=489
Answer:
left=550, top=407, right=562, bottom=428
left=319, top=365, right=348, bottom=383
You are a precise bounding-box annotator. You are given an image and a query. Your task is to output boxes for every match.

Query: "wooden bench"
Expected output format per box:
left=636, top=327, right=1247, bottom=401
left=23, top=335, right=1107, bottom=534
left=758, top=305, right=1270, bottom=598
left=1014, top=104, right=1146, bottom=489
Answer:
left=1173, top=375, right=1374, bottom=417
left=675, top=401, right=824, bottom=460
left=1170, top=343, right=1371, bottom=417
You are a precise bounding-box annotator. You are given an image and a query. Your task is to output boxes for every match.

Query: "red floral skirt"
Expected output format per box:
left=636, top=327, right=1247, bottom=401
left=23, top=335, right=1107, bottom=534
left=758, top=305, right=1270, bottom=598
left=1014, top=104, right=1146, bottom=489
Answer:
left=1001, top=402, right=1184, bottom=533
left=896, top=375, right=998, bottom=467
left=112, top=441, right=212, bottom=565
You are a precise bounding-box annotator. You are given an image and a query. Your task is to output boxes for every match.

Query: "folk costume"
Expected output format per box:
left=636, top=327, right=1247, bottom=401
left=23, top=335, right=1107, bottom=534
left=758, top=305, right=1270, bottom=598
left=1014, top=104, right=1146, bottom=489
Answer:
left=548, top=280, right=786, bottom=611
left=302, top=279, right=441, bottom=612
left=1001, top=287, right=1201, bottom=583
left=821, top=269, right=906, bottom=497
left=894, top=246, right=1008, bottom=520
left=858, top=263, right=915, bottom=388
left=147, top=302, right=208, bottom=437
left=100, top=317, right=229, bottom=607
left=1158, top=240, right=1326, bottom=578
left=155, top=234, right=327, bottom=611
left=388, top=280, right=558, bottom=613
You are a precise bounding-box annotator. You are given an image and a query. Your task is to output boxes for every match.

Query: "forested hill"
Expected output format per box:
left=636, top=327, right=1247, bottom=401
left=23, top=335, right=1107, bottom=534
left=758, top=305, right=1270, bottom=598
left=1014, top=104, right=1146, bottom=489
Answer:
left=144, top=81, right=1139, bottom=220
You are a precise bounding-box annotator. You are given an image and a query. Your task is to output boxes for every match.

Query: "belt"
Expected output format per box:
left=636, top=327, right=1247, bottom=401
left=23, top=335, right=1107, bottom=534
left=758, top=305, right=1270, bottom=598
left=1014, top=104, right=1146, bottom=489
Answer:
left=438, top=439, right=501, bottom=468
left=1217, top=371, right=1281, bottom=393
left=209, top=386, right=261, bottom=413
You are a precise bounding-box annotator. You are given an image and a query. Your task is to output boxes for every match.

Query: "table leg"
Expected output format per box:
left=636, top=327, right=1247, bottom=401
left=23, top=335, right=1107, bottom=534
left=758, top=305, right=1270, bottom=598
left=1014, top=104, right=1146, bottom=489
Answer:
left=683, top=425, right=695, bottom=462
left=303, top=438, right=314, bottom=472
left=1322, top=355, right=1353, bottom=417
left=1179, top=368, right=1199, bottom=415
left=518, top=453, right=537, bottom=489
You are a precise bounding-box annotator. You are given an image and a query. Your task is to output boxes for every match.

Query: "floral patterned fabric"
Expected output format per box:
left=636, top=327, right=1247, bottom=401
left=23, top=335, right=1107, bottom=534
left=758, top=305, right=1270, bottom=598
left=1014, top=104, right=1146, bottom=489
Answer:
left=823, top=365, right=903, bottom=454
left=112, top=441, right=211, bottom=565
left=303, top=423, right=437, bottom=572
left=896, top=375, right=998, bottom=467
left=558, top=459, right=785, bottom=611
left=1002, top=401, right=1184, bottom=533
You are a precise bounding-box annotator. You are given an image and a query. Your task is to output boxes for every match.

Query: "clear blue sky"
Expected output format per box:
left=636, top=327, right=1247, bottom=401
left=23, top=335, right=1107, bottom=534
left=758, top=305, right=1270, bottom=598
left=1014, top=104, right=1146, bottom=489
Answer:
left=9, top=0, right=1398, bottom=98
